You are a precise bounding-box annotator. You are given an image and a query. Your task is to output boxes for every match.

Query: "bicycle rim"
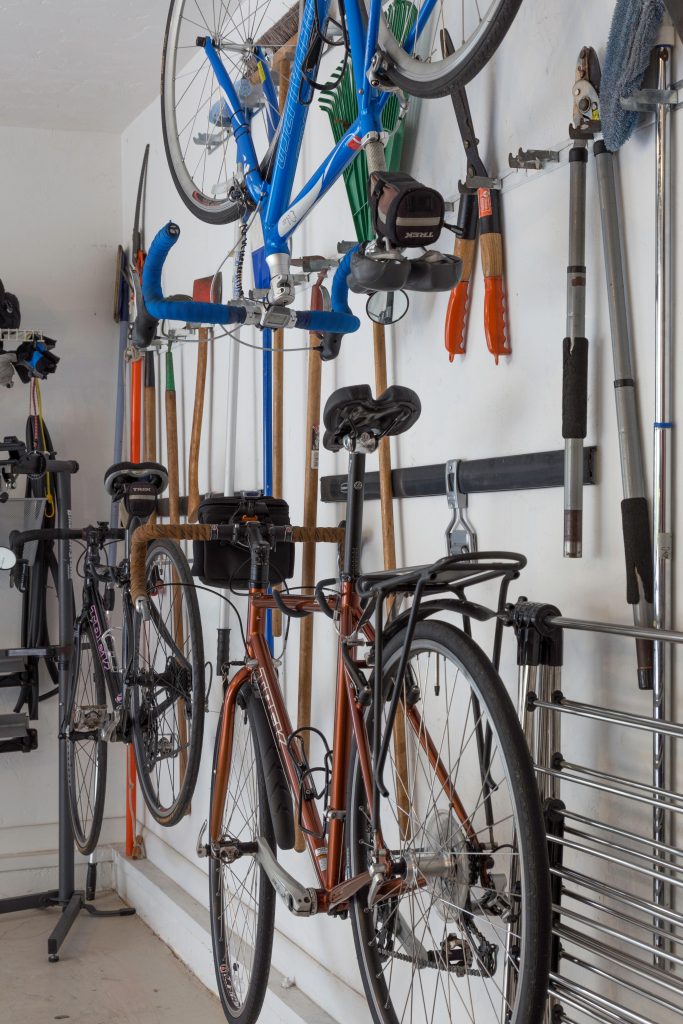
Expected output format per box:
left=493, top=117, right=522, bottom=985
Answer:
left=132, top=540, right=205, bottom=826
left=66, top=624, right=108, bottom=856
left=375, top=0, right=522, bottom=97
left=210, top=684, right=275, bottom=1023
left=348, top=621, right=550, bottom=1024
left=161, top=0, right=291, bottom=223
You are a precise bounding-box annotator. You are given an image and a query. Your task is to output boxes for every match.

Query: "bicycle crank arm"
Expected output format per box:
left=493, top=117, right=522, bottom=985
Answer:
left=255, top=837, right=318, bottom=916
left=195, top=825, right=318, bottom=917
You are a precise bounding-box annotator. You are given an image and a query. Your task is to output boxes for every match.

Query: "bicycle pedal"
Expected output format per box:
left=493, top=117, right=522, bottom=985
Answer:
left=73, top=705, right=108, bottom=731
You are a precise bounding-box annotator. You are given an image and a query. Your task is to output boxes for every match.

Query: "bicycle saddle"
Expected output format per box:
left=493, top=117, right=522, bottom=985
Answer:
left=104, top=461, right=168, bottom=498
left=323, top=385, right=421, bottom=452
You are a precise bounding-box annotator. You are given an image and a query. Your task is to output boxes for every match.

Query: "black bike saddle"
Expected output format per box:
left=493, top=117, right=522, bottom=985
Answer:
left=104, top=461, right=168, bottom=498
left=323, top=385, right=421, bottom=452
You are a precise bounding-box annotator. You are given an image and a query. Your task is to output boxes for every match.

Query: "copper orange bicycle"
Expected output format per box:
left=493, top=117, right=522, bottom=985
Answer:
left=131, top=384, right=551, bottom=1024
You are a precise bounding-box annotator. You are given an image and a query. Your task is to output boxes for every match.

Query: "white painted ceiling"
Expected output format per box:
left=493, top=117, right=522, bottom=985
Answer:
left=0, top=0, right=171, bottom=133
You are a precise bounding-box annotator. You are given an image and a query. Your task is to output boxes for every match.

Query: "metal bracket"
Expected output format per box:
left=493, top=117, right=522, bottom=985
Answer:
left=508, top=148, right=560, bottom=170
left=621, top=88, right=679, bottom=112
left=445, top=460, right=477, bottom=556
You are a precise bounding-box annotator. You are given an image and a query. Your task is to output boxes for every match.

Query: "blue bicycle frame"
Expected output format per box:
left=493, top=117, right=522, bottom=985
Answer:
left=202, top=0, right=438, bottom=262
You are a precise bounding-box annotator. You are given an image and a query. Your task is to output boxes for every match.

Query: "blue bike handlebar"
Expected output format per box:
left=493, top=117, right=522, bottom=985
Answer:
left=141, top=223, right=361, bottom=357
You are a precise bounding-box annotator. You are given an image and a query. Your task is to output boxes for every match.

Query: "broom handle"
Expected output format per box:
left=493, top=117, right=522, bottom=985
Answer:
left=373, top=320, right=410, bottom=840
left=188, top=338, right=208, bottom=522
left=294, top=275, right=324, bottom=853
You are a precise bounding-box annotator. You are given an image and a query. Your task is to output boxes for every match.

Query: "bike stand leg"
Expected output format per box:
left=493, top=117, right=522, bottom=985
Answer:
left=0, top=890, right=58, bottom=915
left=47, top=892, right=83, bottom=962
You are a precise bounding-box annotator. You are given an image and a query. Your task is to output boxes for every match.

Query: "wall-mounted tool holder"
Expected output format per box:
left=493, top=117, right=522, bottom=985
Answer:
left=321, top=445, right=597, bottom=503
left=514, top=606, right=683, bottom=1024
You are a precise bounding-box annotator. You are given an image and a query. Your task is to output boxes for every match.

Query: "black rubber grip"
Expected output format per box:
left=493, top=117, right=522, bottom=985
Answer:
left=621, top=497, right=654, bottom=605
left=319, top=332, right=343, bottom=361
left=216, top=627, right=230, bottom=674
left=569, top=147, right=588, bottom=163
left=562, top=336, right=588, bottom=440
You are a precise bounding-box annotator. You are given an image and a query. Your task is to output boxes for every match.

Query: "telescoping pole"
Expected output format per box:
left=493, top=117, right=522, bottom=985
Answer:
left=562, top=142, right=589, bottom=558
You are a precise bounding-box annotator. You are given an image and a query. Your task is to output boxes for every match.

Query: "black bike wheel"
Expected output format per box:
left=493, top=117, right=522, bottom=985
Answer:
left=66, top=622, right=108, bottom=856
left=161, top=0, right=287, bottom=224
left=209, top=682, right=276, bottom=1023
left=132, top=539, right=205, bottom=826
left=374, top=0, right=522, bottom=98
left=347, top=620, right=551, bottom=1024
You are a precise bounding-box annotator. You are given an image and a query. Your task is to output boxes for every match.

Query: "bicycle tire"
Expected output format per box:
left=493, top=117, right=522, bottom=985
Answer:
left=209, top=682, right=276, bottom=1023
left=161, top=0, right=281, bottom=225
left=132, top=539, right=205, bottom=826
left=347, top=619, right=551, bottom=1024
left=375, top=0, right=523, bottom=98
left=65, top=620, right=108, bottom=856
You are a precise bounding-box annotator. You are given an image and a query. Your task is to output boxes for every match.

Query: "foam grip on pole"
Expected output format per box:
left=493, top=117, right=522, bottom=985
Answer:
left=216, top=627, right=230, bottom=676
left=621, top=497, right=655, bottom=606
left=483, top=275, right=509, bottom=363
left=562, top=337, right=588, bottom=439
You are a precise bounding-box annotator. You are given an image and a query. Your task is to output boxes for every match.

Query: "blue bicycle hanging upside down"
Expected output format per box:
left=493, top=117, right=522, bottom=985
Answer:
left=136, top=0, right=521, bottom=357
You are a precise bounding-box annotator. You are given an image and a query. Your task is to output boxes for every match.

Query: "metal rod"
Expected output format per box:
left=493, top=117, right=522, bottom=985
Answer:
left=553, top=903, right=683, bottom=969
left=531, top=695, right=683, bottom=738
left=551, top=988, right=622, bottom=1024
left=546, top=832, right=683, bottom=888
left=550, top=972, right=655, bottom=1024
left=539, top=763, right=683, bottom=815
left=594, top=141, right=653, bottom=690
left=559, top=758, right=683, bottom=806
left=562, top=886, right=683, bottom=949
left=561, top=952, right=683, bottom=1019
left=55, top=469, right=74, bottom=902
left=563, top=823, right=683, bottom=877
left=652, top=41, right=674, bottom=956
left=550, top=614, right=683, bottom=644
left=552, top=865, right=683, bottom=932
left=556, top=923, right=683, bottom=1000
left=563, top=143, right=588, bottom=558
left=561, top=809, right=683, bottom=863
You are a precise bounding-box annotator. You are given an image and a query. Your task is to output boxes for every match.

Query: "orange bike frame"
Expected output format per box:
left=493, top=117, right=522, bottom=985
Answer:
left=210, top=583, right=480, bottom=913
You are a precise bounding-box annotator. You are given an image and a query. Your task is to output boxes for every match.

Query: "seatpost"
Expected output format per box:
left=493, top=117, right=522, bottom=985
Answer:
left=342, top=450, right=366, bottom=579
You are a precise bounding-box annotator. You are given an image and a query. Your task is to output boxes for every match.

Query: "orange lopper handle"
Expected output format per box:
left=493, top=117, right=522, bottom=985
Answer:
left=445, top=280, right=470, bottom=360
left=483, top=275, right=510, bottom=364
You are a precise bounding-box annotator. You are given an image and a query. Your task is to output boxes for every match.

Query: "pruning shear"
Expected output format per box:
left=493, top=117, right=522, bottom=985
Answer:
left=441, top=31, right=509, bottom=364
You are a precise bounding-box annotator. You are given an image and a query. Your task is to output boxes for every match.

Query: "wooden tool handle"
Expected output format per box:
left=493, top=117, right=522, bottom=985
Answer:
left=187, top=340, right=208, bottom=522
left=478, top=188, right=509, bottom=363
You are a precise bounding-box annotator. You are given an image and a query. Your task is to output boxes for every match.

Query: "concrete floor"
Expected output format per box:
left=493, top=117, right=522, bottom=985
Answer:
left=0, top=896, right=227, bottom=1023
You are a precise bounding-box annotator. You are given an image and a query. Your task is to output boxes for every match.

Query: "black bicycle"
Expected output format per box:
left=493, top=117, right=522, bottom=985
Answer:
left=12, top=461, right=205, bottom=853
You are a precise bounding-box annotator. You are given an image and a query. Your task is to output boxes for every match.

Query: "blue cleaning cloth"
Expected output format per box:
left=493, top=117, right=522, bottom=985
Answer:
left=601, top=0, right=665, bottom=150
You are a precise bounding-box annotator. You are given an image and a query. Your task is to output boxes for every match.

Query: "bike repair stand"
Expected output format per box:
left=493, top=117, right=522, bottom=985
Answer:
left=0, top=454, right=135, bottom=960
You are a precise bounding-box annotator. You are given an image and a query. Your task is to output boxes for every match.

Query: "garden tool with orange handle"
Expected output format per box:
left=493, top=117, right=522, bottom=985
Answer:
left=441, top=30, right=509, bottom=364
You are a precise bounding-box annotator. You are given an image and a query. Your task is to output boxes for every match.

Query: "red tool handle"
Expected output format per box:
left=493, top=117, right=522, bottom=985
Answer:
left=445, top=193, right=478, bottom=360
left=478, top=188, right=510, bottom=364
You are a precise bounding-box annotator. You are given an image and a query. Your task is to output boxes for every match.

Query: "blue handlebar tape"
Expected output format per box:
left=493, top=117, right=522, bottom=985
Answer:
left=143, top=222, right=360, bottom=335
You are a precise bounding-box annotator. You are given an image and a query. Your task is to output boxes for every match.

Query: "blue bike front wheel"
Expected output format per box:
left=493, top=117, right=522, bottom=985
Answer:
left=161, top=0, right=292, bottom=224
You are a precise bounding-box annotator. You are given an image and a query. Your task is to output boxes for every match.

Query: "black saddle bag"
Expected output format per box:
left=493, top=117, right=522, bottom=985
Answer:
left=192, top=495, right=295, bottom=589
left=369, top=171, right=444, bottom=248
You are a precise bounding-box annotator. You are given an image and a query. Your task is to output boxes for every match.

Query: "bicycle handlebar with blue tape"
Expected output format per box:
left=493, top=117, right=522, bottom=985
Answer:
left=139, top=222, right=360, bottom=360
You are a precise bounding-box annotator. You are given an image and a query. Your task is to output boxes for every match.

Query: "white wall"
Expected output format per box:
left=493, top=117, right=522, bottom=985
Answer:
left=0, top=126, right=124, bottom=866
left=125, top=0, right=683, bottom=1016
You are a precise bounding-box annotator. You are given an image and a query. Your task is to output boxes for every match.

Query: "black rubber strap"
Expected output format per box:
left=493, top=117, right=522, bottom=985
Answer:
left=621, top=497, right=654, bottom=605
left=319, top=332, right=342, bottom=361
left=562, top=337, right=588, bottom=440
